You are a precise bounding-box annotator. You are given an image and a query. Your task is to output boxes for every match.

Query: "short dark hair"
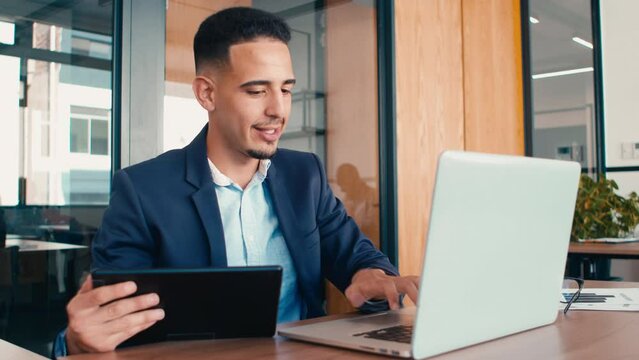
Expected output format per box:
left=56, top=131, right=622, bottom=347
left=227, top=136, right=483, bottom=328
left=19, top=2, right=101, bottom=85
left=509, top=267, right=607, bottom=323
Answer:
left=193, top=7, right=291, bottom=72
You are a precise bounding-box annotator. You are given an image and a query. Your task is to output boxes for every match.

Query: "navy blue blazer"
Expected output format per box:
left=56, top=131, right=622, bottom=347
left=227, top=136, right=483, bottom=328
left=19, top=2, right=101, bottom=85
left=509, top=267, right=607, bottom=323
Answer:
left=92, top=125, right=398, bottom=318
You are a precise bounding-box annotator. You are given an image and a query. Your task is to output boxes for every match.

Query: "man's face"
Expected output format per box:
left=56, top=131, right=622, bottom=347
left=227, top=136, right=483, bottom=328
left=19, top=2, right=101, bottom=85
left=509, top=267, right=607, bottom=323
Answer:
left=210, top=39, right=295, bottom=160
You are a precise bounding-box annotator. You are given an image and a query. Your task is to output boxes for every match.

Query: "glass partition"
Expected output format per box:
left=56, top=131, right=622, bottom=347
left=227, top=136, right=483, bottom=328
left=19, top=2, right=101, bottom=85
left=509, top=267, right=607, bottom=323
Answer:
left=0, top=1, right=114, bottom=355
left=0, top=18, right=113, bottom=207
left=527, top=0, right=598, bottom=174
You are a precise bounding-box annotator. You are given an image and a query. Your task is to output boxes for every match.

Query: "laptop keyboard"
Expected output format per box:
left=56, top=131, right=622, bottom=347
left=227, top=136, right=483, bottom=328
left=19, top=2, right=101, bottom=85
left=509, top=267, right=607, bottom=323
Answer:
left=354, top=325, right=413, bottom=344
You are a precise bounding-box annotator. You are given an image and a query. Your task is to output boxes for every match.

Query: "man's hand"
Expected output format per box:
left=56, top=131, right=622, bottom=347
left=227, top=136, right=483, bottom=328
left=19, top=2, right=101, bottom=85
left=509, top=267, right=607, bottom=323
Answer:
left=65, top=275, right=165, bottom=354
left=345, top=269, right=419, bottom=310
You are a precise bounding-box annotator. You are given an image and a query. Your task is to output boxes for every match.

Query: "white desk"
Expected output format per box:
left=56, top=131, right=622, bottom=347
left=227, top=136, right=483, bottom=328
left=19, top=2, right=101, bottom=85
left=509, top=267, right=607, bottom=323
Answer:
left=37, top=224, right=71, bottom=232
left=6, top=239, right=87, bottom=293
left=0, top=339, right=48, bottom=360
left=6, top=239, right=86, bottom=252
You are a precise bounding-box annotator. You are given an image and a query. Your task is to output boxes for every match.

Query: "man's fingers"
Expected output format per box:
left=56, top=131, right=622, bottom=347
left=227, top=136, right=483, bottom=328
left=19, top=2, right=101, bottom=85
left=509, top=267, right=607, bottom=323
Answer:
left=78, top=281, right=137, bottom=309
left=345, top=284, right=367, bottom=308
left=346, top=281, right=386, bottom=307
left=382, top=282, right=400, bottom=310
left=77, top=275, right=94, bottom=294
left=347, top=270, right=421, bottom=310
left=105, top=308, right=165, bottom=334
left=406, top=283, right=418, bottom=304
left=396, top=278, right=419, bottom=304
left=65, top=293, right=162, bottom=354
left=108, top=320, right=159, bottom=349
left=98, top=293, right=160, bottom=322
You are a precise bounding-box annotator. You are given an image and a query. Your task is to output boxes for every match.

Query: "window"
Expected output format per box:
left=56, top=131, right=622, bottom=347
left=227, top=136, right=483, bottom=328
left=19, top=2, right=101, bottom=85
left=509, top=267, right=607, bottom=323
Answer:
left=0, top=1, right=114, bottom=355
left=91, top=118, right=109, bottom=155
left=70, top=117, right=89, bottom=153
left=69, top=31, right=112, bottom=60
left=69, top=106, right=110, bottom=156
left=526, top=0, right=597, bottom=173
left=0, top=20, right=15, bottom=44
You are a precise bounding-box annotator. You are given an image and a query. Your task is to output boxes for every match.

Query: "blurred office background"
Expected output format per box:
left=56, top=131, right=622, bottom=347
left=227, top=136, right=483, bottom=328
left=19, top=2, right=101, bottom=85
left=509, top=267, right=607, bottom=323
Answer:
left=525, top=0, right=639, bottom=280
left=0, top=0, right=637, bottom=356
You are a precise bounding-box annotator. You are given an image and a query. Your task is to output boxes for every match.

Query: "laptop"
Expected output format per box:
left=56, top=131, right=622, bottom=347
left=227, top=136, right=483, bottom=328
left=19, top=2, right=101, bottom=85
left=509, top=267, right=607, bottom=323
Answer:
left=279, top=151, right=580, bottom=359
left=92, top=266, right=282, bottom=347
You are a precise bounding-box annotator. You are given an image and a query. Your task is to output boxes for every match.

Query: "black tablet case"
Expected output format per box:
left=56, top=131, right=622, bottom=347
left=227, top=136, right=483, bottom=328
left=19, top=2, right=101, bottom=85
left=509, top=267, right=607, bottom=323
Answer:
left=92, top=266, right=282, bottom=347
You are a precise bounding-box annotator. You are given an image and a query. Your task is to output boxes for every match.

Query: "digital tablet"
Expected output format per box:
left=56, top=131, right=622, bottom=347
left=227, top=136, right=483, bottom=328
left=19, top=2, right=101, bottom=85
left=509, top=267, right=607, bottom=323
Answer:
left=92, top=266, right=282, bottom=347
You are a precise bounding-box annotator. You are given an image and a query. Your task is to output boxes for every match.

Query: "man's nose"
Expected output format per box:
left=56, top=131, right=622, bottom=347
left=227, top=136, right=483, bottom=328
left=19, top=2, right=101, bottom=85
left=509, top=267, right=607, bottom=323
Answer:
left=265, top=92, right=287, bottom=118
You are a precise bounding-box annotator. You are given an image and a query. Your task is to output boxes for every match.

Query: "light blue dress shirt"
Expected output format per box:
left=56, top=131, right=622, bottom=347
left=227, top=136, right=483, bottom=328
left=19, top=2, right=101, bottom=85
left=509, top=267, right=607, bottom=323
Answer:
left=208, top=159, right=302, bottom=323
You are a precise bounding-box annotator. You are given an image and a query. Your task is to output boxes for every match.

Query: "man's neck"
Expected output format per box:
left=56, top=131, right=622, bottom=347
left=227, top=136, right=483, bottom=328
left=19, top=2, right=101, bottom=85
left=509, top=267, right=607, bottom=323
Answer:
left=206, top=132, right=259, bottom=189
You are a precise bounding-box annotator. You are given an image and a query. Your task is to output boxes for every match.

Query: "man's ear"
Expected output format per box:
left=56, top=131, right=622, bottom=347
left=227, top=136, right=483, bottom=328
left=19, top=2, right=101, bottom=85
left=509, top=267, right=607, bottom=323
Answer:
left=192, top=75, right=216, bottom=112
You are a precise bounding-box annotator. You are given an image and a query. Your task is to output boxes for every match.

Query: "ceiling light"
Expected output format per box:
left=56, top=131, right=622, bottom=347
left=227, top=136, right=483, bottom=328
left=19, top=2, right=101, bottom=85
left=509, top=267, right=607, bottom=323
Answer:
left=529, top=16, right=540, bottom=24
left=572, top=37, right=593, bottom=49
left=532, top=67, right=594, bottom=80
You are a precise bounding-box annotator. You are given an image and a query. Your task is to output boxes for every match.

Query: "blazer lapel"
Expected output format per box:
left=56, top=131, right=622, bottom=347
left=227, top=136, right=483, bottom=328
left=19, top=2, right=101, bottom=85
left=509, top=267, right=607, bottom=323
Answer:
left=265, top=163, right=306, bottom=272
left=185, top=125, right=228, bottom=267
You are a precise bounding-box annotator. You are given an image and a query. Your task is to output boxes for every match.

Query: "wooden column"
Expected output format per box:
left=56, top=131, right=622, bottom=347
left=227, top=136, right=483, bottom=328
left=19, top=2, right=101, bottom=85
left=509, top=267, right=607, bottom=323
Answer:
left=394, top=0, right=524, bottom=276
left=462, top=0, right=524, bottom=154
left=166, top=0, right=251, bottom=84
left=394, top=0, right=466, bottom=277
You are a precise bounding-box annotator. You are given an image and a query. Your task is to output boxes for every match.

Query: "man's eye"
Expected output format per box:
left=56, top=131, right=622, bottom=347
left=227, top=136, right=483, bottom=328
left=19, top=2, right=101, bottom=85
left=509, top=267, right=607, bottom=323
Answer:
left=247, top=90, right=265, bottom=95
left=282, top=88, right=292, bottom=95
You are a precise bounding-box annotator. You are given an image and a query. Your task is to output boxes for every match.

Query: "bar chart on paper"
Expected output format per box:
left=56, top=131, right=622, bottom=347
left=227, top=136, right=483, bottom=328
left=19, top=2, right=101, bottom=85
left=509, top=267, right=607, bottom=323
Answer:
left=561, top=288, right=639, bottom=311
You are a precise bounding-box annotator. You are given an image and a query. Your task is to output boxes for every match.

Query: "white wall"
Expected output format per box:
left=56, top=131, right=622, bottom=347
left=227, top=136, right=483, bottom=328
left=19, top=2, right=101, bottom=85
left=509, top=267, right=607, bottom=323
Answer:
left=607, top=172, right=639, bottom=197
left=163, top=81, right=207, bottom=151
left=0, top=55, right=20, bottom=205
left=601, top=0, right=639, bottom=280
left=601, top=0, right=639, bottom=168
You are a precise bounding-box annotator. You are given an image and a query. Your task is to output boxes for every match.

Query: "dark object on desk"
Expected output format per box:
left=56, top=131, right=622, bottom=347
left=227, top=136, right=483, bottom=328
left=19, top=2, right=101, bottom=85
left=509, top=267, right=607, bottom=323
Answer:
left=566, top=256, right=620, bottom=281
left=92, top=266, right=282, bottom=347
left=0, top=208, right=6, bottom=248
left=564, top=242, right=639, bottom=280
left=0, top=246, right=19, bottom=338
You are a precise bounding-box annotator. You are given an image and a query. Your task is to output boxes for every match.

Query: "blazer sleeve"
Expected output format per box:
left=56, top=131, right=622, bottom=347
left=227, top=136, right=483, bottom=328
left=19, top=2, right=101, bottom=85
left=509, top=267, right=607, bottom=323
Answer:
left=92, top=170, right=157, bottom=269
left=312, top=154, right=399, bottom=293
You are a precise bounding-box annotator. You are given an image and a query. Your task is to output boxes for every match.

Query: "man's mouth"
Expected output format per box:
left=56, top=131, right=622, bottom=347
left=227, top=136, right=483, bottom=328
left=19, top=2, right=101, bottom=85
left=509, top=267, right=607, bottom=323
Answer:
left=253, top=125, right=282, bottom=142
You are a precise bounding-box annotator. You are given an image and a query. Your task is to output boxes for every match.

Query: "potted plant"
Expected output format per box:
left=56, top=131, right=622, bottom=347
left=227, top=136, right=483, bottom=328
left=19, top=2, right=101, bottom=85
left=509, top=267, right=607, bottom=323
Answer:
left=571, top=174, right=639, bottom=242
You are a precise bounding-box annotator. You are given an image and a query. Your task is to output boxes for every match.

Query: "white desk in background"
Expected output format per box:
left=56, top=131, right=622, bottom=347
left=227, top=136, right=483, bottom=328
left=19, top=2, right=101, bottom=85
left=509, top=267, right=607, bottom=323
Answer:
left=6, top=238, right=87, bottom=293
left=0, top=339, right=48, bottom=360
left=6, top=238, right=86, bottom=252
left=37, top=224, right=71, bottom=232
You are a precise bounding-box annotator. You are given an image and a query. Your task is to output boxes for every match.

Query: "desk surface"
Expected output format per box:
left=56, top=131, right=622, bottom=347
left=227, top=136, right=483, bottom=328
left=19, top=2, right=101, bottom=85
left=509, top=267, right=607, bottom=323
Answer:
left=0, top=339, right=48, bottom=360
left=6, top=239, right=87, bottom=252
left=569, top=241, right=639, bottom=258
left=48, top=280, right=639, bottom=360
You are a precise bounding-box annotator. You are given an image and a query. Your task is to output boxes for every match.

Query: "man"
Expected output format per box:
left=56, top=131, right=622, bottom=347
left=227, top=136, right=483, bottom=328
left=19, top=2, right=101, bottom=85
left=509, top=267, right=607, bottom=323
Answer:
left=55, top=7, right=418, bottom=356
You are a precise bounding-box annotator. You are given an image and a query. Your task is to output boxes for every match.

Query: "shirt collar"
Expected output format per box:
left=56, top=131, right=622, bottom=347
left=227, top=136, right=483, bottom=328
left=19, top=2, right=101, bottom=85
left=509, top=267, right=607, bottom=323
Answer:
left=207, top=158, right=271, bottom=187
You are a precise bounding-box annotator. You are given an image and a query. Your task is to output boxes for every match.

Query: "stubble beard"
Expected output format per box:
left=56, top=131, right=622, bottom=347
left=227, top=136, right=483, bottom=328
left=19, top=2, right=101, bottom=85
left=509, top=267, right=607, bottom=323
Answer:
left=247, top=147, right=277, bottom=160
